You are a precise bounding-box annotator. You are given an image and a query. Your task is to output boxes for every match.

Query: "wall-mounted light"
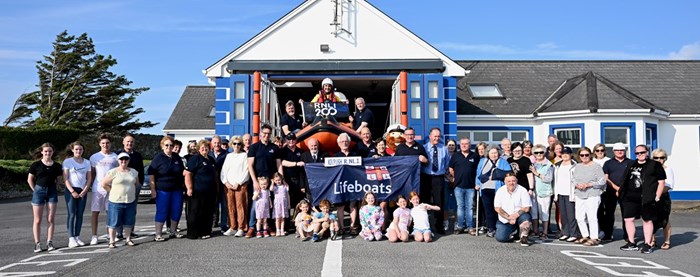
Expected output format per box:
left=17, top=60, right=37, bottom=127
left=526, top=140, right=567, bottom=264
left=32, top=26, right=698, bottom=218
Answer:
left=320, top=44, right=330, bottom=52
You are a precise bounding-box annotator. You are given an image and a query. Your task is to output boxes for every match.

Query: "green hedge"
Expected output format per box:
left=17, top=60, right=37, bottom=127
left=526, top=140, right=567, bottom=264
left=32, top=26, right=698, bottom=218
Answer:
left=0, top=127, right=83, bottom=160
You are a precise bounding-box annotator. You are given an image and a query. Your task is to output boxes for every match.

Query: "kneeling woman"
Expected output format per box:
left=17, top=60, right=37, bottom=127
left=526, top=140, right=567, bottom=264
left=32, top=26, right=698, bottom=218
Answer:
left=184, top=140, right=218, bottom=239
left=101, top=152, right=139, bottom=248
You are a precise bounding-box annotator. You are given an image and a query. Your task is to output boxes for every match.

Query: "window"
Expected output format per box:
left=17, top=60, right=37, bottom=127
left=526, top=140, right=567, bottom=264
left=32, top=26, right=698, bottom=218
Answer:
left=457, top=129, right=530, bottom=146
left=555, top=128, right=582, bottom=153
left=410, top=102, right=421, bottom=119
left=233, top=103, right=245, bottom=120
left=410, top=81, right=420, bottom=98
left=603, top=126, right=630, bottom=157
left=208, top=106, right=215, bottom=117
left=468, top=84, right=503, bottom=98
left=428, top=102, right=438, bottom=119
left=234, top=82, right=245, bottom=99
left=428, top=81, right=439, bottom=98
left=645, top=123, right=657, bottom=151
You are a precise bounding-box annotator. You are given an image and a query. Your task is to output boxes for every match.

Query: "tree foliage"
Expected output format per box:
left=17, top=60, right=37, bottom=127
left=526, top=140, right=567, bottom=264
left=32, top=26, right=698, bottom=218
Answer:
left=4, top=30, right=156, bottom=134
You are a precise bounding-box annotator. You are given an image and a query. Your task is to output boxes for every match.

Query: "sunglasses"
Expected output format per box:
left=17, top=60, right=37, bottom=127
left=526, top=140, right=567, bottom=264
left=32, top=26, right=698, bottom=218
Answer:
left=164, top=144, right=173, bottom=147
left=579, top=154, right=590, bottom=157
left=595, top=149, right=605, bottom=152
left=533, top=151, right=545, bottom=155
left=635, top=151, right=647, bottom=155
left=232, top=142, right=241, bottom=146
left=652, top=156, right=666, bottom=160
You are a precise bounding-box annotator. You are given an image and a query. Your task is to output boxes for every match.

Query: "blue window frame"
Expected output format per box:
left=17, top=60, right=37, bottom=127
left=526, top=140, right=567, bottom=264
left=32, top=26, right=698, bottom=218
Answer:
left=645, top=123, right=658, bottom=150
left=215, top=75, right=250, bottom=137
left=550, top=123, right=585, bottom=154
left=601, top=122, right=637, bottom=159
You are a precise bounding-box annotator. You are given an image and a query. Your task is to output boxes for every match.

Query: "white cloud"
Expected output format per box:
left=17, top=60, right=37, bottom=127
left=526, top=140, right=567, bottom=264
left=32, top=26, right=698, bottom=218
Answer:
left=669, top=42, right=700, bottom=60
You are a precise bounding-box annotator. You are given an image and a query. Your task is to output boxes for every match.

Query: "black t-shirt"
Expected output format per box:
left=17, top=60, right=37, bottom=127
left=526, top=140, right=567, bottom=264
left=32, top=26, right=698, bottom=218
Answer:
left=622, top=160, right=666, bottom=204
left=186, top=154, right=217, bottom=193
left=280, top=114, right=303, bottom=135
left=333, top=151, right=358, bottom=157
left=356, top=141, right=377, bottom=158
left=281, top=147, right=303, bottom=181
left=603, top=158, right=634, bottom=187
left=449, top=151, right=479, bottom=189
left=508, top=156, right=533, bottom=189
left=247, top=141, right=280, bottom=178
left=29, top=161, right=62, bottom=188
left=394, top=143, right=428, bottom=158
left=352, top=108, right=374, bottom=131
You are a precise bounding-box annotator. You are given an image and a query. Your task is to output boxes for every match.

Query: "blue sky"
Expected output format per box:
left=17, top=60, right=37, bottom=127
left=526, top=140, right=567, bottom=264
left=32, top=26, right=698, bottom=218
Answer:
left=1, top=0, right=698, bottom=134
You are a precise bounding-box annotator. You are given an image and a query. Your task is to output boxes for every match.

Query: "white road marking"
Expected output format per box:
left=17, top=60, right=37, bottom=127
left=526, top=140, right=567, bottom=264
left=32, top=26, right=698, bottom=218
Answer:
left=533, top=241, right=603, bottom=248
left=321, top=239, right=343, bottom=277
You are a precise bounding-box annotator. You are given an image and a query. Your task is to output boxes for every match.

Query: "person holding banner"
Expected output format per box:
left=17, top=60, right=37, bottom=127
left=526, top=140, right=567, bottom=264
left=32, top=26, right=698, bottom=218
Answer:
left=333, top=133, right=359, bottom=236
left=300, top=138, right=327, bottom=201
left=422, top=127, right=451, bottom=234
left=394, top=127, right=428, bottom=163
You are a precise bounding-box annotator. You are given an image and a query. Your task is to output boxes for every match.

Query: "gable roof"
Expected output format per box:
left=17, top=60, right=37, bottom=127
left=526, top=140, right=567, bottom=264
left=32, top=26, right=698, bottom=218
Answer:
left=163, top=86, right=215, bottom=131
left=204, top=0, right=465, bottom=78
left=456, top=61, right=700, bottom=115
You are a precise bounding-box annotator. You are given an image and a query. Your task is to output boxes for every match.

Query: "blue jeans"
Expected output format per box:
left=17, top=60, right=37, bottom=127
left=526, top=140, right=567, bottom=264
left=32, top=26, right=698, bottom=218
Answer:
left=219, top=186, right=229, bottom=231
left=454, top=187, right=475, bottom=229
left=65, top=188, right=87, bottom=237
left=248, top=200, right=257, bottom=229
left=495, top=213, right=532, bottom=242
left=107, top=201, right=137, bottom=229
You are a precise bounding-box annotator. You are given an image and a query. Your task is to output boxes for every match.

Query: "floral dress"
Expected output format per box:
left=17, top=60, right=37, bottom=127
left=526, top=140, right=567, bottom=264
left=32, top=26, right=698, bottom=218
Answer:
left=255, top=190, right=271, bottom=220
left=273, top=185, right=289, bottom=218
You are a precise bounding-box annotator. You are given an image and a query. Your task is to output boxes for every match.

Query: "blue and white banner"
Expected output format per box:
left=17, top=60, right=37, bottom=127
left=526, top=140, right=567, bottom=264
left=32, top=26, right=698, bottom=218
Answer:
left=306, top=156, right=421, bottom=206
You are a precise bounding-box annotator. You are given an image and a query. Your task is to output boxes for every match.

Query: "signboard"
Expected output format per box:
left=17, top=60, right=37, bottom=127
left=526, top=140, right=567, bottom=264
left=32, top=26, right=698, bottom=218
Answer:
left=302, top=102, right=350, bottom=123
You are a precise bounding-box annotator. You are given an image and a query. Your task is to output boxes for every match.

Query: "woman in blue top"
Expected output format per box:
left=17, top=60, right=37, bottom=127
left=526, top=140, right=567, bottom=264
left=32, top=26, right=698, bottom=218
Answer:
left=148, top=136, right=185, bottom=241
left=475, top=145, right=512, bottom=237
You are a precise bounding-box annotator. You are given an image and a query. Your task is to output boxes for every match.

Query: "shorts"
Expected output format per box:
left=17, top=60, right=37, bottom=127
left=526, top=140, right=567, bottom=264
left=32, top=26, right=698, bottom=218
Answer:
left=91, top=191, right=109, bottom=212
left=622, top=200, right=656, bottom=221
left=107, top=201, right=137, bottom=229
left=31, top=186, right=58, bottom=206
left=411, top=228, right=432, bottom=235
left=536, top=196, right=552, bottom=220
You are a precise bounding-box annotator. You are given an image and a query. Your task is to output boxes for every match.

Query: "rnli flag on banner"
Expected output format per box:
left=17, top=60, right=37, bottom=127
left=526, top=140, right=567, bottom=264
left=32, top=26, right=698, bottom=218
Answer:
left=305, top=156, right=421, bottom=206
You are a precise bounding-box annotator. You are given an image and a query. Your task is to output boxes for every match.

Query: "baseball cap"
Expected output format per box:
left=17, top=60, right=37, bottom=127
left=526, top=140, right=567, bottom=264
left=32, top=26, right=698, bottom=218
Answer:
left=286, top=133, right=297, bottom=140
left=612, top=143, right=626, bottom=150
left=561, top=147, right=573, bottom=155
left=117, top=152, right=130, bottom=160
left=221, top=139, right=229, bottom=144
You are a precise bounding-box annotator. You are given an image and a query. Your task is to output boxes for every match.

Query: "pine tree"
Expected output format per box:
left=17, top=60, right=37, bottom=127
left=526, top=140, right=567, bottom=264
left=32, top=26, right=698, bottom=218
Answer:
left=4, top=30, right=155, bottom=134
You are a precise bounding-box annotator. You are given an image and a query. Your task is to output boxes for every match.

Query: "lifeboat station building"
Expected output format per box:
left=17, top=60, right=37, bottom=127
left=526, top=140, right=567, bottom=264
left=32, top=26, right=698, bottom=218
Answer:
left=163, top=0, right=700, bottom=200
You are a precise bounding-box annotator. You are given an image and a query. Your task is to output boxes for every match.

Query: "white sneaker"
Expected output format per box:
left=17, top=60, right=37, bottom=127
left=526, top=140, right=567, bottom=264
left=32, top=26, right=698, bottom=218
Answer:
left=90, top=235, right=98, bottom=245
left=75, top=237, right=85, bottom=246
left=223, top=229, right=236, bottom=236
left=47, top=241, right=56, bottom=251
left=443, top=220, right=449, bottom=231
left=68, top=237, right=78, bottom=248
left=234, top=229, right=245, bottom=237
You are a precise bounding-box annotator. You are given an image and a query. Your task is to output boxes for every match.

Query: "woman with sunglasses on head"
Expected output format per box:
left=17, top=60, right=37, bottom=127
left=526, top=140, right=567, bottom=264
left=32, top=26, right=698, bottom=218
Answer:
left=148, top=136, right=185, bottom=241
left=529, top=144, right=554, bottom=240
left=592, top=143, right=610, bottom=167
left=571, top=147, right=606, bottom=246
left=650, top=149, right=674, bottom=250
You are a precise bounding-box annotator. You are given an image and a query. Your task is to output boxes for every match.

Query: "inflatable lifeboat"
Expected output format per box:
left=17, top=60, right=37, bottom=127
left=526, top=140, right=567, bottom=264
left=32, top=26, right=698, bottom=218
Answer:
left=295, top=101, right=360, bottom=154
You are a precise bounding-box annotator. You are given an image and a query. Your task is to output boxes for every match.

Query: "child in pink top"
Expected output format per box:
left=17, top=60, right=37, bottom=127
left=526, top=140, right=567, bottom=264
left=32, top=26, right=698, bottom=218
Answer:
left=387, top=195, right=412, bottom=242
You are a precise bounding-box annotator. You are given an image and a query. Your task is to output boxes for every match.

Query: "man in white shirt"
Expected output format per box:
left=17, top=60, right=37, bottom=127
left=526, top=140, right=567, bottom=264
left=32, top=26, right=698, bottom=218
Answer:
left=494, top=173, right=532, bottom=246
left=89, top=134, right=118, bottom=245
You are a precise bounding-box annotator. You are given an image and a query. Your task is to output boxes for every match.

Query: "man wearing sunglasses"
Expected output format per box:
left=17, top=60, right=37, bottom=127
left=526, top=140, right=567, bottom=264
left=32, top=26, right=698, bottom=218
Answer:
left=618, top=145, right=666, bottom=254
left=601, top=143, right=633, bottom=242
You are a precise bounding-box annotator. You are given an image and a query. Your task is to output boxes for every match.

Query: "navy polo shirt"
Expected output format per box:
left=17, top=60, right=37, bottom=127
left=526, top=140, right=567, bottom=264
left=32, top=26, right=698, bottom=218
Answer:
left=356, top=141, right=377, bottom=158
left=148, top=152, right=184, bottom=191
left=186, top=154, right=217, bottom=193
left=394, top=142, right=428, bottom=159
left=352, top=108, right=374, bottom=130
left=247, top=141, right=281, bottom=178
left=333, top=151, right=358, bottom=157
left=603, top=157, right=634, bottom=187
left=281, top=147, right=303, bottom=180
left=281, top=113, right=303, bottom=134
left=449, top=151, right=480, bottom=189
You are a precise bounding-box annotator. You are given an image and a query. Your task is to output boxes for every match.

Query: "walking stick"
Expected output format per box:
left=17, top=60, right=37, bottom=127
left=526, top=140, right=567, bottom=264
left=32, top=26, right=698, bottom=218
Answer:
left=475, top=190, right=480, bottom=237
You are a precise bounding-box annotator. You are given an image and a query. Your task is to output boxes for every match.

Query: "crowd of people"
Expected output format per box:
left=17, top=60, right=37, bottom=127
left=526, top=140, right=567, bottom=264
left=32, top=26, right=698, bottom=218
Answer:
left=27, top=79, right=675, bottom=254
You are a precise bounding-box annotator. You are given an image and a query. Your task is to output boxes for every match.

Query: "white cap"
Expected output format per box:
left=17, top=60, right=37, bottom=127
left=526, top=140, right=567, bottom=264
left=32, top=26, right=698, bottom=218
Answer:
left=612, top=143, right=626, bottom=150
left=117, top=152, right=130, bottom=160
left=322, top=78, right=333, bottom=87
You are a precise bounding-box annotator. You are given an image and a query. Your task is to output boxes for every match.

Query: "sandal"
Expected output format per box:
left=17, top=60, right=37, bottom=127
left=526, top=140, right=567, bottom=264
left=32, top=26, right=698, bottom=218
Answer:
left=125, top=240, right=136, bottom=246
left=574, top=237, right=588, bottom=244
left=154, top=236, right=166, bottom=242
left=174, top=232, right=184, bottom=239
left=584, top=239, right=599, bottom=246
left=661, top=242, right=671, bottom=250
left=350, top=227, right=358, bottom=236
left=539, top=233, right=549, bottom=241
left=108, top=242, right=116, bottom=249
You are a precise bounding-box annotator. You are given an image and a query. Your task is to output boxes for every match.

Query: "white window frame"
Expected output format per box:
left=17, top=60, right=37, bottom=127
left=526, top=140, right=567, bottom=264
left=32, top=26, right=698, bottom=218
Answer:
left=457, top=130, right=529, bottom=146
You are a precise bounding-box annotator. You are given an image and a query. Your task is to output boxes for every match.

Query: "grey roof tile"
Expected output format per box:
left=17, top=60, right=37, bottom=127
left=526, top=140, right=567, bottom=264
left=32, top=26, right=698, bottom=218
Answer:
left=163, top=86, right=215, bottom=130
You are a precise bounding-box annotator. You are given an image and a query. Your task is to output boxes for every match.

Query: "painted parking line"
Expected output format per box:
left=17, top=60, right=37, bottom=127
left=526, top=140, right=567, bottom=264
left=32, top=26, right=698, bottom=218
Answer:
left=532, top=240, right=604, bottom=248
left=321, top=239, right=343, bottom=277
left=562, top=250, right=694, bottom=277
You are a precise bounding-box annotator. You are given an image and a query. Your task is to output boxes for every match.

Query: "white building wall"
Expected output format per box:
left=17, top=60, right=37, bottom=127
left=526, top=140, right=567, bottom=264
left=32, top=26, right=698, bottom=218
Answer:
left=658, top=120, right=699, bottom=192
left=163, top=130, right=215, bottom=156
